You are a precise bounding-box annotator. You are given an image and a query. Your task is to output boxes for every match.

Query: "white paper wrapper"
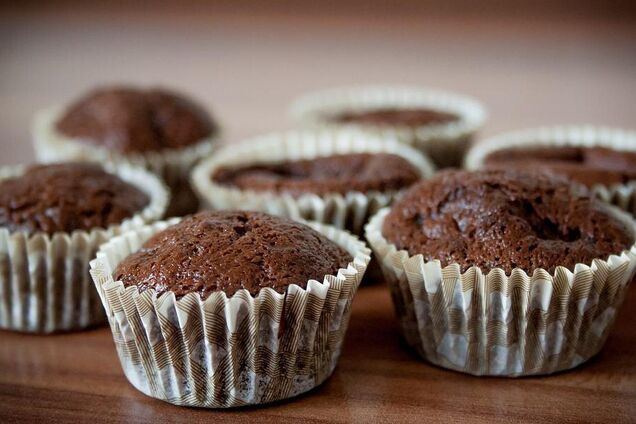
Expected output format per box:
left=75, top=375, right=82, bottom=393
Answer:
left=191, top=129, right=435, bottom=235
left=465, top=126, right=636, bottom=216
left=365, top=207, right=636, bottom=377
left=32, top=107, right=219, bottom=216
left=289, top=86, right=487, bottom=168
left=89, top=218, right=371, bottom=407
left=0, top=163, right=169, bottom=333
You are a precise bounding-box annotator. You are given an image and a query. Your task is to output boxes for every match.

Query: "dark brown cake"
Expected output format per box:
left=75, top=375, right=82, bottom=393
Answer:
left=56, top=87, right=216, bottom=153
left=0, top=163, right=149, bottom=235
left=484, top=146, right=636, bottom=187
left=382, top=169, right=634, bottom=274
left=331, top=108, right=458, bottom=127
left=212, top=153, right=421, bottom=196
left=114, top=211, right=353, bottom=298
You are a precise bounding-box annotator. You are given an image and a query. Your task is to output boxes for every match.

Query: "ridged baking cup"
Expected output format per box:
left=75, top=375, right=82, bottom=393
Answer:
left=191, top=129, right=435, bottom=235
left=32, top=107, right=219, bottom=216
left=365, top=208, right=636, bottom=377
left=0, top=163, right=169, bottom=333
left=464, top=126, right=636, bottom=216
left=89, top=218, right=370, bottom=407
left=289, top=85, right=486, bottom=168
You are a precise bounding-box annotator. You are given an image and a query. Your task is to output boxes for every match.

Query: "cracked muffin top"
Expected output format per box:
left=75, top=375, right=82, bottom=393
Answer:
left=484, top=146, right=636, bottom=187
left=382, top=169, right=634, bottom=274
left=114, top=210, right=353, bottom=298
left=56, top=86, right=217, bottom=153
left=212, top=153, right=422, bottom=196
left=330, top=108, right=458, bottom=127
left=0, top=163, right=149, bottom=235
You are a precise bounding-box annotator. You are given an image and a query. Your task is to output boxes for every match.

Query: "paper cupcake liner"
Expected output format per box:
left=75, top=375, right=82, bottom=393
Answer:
left=0, top=163, right=169, bottom=333
left=191, top=128, right=435, bottom=235
left=32, top=107, right=219, bottom=216
left=464, top=125, right=636, bottom=216
left=89, top=218, right=371, bottom=408
left=289, top=85, right=487, bottom=168
left=365, top=208, right=636, bottom=377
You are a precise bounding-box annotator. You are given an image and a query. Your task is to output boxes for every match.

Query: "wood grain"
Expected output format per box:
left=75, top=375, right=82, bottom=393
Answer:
left=1, top=283, right=635, bottom=423
left=0, top=3, right=635, bottom=423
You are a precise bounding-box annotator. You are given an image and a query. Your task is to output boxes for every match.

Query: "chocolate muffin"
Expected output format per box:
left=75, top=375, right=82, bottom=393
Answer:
left=56, top=87, right=217, bottom=153
left=212, top=153, right=421, bottom=196
left=289, top=86, right=486, bottom=168
left=91, top=208, right=369, bottom=406
left=0, top=163, right=149, bottom=235
left=484, top=146, right=636, bottom=187
left=0, top=161, right=167, bottom=334
left=34, top=85, right=219, bottom=217
left=114, top=210, right=352, bottom=298
left=331, top=108, right=458, bottom=127
left=382, top=169, right=634, bottom=274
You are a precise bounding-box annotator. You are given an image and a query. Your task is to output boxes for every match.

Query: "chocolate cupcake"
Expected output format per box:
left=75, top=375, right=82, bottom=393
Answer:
left=192, top=129, right=435, bottom=235
left=32, top=86, right=220, bottom=216
left=0, top=162, right=168, bottom=333
left=90, top=211, right=370, bottom=407
left=289, top=86, right=486, bottom=168
left=465, top=126, right=636, bottom=215
left=365, top=169, right=636, bottom=376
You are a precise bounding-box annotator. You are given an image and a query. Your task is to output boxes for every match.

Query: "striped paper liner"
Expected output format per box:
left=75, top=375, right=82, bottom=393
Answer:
left=0, top=163, right=169, bottom=333
left=289, top=85, right=486, bottom=168
left=191, top=128, right=435, bottom=236
left=464, top=126, right=636, bottom=216
left=90, top=218, right=371, bottom=407
left=365, top=207, right=636, bottom=377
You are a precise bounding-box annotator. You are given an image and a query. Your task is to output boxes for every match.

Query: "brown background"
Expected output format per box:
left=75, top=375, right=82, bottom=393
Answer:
left=1, top=1, right=636, bottom=165
left=1, top=2, right=636, bottom=423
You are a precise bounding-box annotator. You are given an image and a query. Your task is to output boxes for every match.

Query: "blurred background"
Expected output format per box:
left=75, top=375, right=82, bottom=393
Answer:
left=1, top=0, right=635, bottom=166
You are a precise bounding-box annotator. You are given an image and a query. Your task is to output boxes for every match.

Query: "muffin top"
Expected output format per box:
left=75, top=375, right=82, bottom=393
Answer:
left=331, top=108, right=458, bottom=127
left=0, top=163, right=149, bottom=235
left=212, top=153, right=422, bottom=196
left=56, top=86, right=216, bottom=153
left=382, top=169, right=634, bottom=274
left=484, top=146, right=636, bottom=187
left=114, top=211, right=352, bottom=298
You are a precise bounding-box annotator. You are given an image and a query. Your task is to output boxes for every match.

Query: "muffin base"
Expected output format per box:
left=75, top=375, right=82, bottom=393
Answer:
left=365, top=208, right=636, bottom=377
left=90, top=218, right=370, bottom=407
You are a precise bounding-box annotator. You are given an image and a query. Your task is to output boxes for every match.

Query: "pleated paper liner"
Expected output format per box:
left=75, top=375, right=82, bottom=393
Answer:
left=464, top=126, right=636, bottom=217
left=365, top=208, right=636, bottom=377
left=90, top=218, right=371, bottom=408
left=32, top=107, right=219, bottom=216
left=289, top=85, right=486, bottom=168
left=191, top=128, right=435, bottom=236
left=0, top=163, right=169, bottom=333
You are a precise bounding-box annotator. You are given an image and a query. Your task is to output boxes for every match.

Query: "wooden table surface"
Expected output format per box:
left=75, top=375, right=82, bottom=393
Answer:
left=1, top=3, right=636, bottom=423
left=1, top=283, right=635, bottom=423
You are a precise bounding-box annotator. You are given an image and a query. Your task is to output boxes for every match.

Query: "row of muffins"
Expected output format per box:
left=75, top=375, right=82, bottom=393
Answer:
left=32, top=85, right=636, bottom=222
left=1, top=84, right=635, bottom=408
left=31, top=85, right=486, bottom=217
